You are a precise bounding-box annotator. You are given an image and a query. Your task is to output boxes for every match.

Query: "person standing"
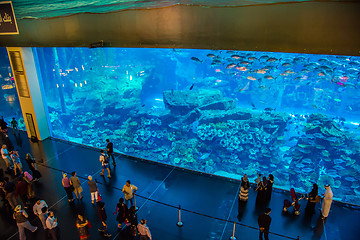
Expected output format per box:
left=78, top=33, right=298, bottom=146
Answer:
left=305, top=183, right=319, bottom=216
left=3, top=177, right=17, bottom=209
left=239, top=174, right=250, bottom=202
left=10, top=150, right=23, bottom=176
left=15, top=178, right=29, bottom=208
left=98, top=201, right=111, bottom=237
left=258, top=208, right=272, bottom=240
left=321, top=184, right=333, bottom=219
left=76, top=213, right=90, bottom=240
left=13, top=205, right=38, bottom=240
left=1, top=144, right=11, bottom=168
left=238, top=174, right=250, bottom=220
left=265, top=174, right=274, bottom=203
left=256, top=177, right=267, bottom=206
left=40, top=207, right=49, bottom=235
left=62, top=173, right=74, bottom=202
left=23, top=171, right=35, bottom=199
left=114, top=198, right=128, bottom=229
left=87, top=175, right=98, bottom=204
left=106, top=139, right=116, bottom=166
left=122, top=180, right=137, bottom=208
left=70, top=172, right=83, bottom=200
left=99, top=150, right=111, bottom=178
left=11, top=117, right=18, bottom=134
left=25, top=153, right=41, bottom=181
left=46, top=211, right=60, bottom=240
left=33, top=198, right=48, bottom=219
left=137, top=219, right=152, bottom=240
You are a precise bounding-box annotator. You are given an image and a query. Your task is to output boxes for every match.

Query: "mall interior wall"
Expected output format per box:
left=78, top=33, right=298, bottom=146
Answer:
left=0, top=2, right=360, bottom=56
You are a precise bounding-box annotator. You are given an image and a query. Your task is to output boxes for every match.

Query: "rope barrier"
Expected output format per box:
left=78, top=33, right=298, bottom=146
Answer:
left=29, top=161, right=299, bottom=240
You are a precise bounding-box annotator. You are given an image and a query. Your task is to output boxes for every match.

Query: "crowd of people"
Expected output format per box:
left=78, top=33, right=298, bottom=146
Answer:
left=0, top=121, right=152, bottom=240
left=1, top=116, right=335, bottom=240
left=238, top=172, right=333, bottom=240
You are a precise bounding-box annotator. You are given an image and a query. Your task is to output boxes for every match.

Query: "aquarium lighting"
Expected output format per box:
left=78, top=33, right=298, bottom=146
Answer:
left=350, top=122, right=359, bottom=126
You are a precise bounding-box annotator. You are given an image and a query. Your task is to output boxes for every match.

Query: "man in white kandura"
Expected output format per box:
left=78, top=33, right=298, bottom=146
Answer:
left=321, top=184, right=333, bottom=219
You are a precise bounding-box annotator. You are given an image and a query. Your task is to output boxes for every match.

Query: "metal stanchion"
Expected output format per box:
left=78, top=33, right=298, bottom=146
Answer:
left=229, top=222, right=237, bottom=240
left=297, top=236, right=300, bottom=240
left=134, top=194, right=139, bottom=211
left=176, top=205, right=184, bottom=227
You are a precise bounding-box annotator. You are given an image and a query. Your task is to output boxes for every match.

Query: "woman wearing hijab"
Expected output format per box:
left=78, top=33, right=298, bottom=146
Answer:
left=238, top=174, right=250, bottom=220
left=305, top=183, right=318, bottom=216
left=265, top=174, right=274, bottom=203
left=256, top=177, right=267, bottom=205
left=239, top=174, right=250, bottom=202
left=321, top=184, right=333, bottom=219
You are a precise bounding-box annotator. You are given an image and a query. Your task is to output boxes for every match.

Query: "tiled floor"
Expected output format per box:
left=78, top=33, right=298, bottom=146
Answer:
left=0, top=130, right=359, bottom=240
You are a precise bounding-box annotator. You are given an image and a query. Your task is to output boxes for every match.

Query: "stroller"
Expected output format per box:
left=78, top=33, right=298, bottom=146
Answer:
left=283, top=188, right=305, bottom=215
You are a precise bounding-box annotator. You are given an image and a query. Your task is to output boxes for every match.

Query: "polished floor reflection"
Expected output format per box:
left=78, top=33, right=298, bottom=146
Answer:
left=0, top=131, right=359, bottom=240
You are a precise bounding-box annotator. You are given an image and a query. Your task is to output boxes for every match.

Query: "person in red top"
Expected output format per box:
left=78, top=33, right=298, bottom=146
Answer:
left=15, top=178, right=28, bottom=207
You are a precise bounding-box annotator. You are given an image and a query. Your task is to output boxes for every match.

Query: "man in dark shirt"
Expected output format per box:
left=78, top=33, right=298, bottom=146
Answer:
left=106, top=139, right=116, bottom=166
left=3, top=177, right=17, bottom=209
left=258, top=208, right=272, bottom=240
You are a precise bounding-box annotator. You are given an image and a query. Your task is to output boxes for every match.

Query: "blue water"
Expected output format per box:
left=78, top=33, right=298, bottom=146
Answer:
left=34, top=47, right=360, bottom=205
left=12, top=0, right=310, bottom=19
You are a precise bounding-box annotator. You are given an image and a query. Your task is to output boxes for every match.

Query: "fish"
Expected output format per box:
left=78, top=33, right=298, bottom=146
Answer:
left=241, top=61, right=250, bottom=65
left=141, top=104, right=145, bottom=107
left=248, top=57, right=257, bottom=61
left=189, top=83, right=194, bottom=90
left=264, top=107, right=276, bottom=112
left=191, top=57, right=202, bottom=63
left=226, top=63, right=236, bottom=69
left=211, top=60, right=222, bottom=65
left=264, top=75, right=274, bottom=80
left=236, top=67, right=248, bottom=71
left=239, top=81, right=250, bottom=92
left=250, top=102, right=256, bottom=108
left=207, top=54, right=215, bottom=58
left=334, top=98, right=341, bottom=102
left=247, top=76, right=257, bottom=81
left=267, top=57, right=277, bottom=62
left=231, top=55, right=241, bottom=59
left=171, top=89, right=174, bottom=95
left=256, top=70, right=267, bottom=74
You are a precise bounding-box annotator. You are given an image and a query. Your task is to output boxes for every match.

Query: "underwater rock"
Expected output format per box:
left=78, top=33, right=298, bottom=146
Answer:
left=199, top=109, right=252, bottom=125
left=163, top=89, right=229, bottom=115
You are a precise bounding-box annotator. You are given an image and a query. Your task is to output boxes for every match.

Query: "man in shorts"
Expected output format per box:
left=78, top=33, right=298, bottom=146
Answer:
left=1, top=144, right=11, bottom=168
left=99, top=150, right=111, bottom=178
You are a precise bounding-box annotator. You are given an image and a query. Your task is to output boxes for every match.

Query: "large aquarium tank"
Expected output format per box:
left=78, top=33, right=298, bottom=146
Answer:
left=0, top=47, right=25, bottom=130
left=35, top=47, right=360, bottom=205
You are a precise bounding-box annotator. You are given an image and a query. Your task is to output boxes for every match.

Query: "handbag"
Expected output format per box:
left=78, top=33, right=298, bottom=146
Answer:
left=97, top=190, right=102, bottom=201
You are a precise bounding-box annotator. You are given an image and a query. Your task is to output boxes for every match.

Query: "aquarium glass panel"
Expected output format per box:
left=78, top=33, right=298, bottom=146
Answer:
left=0, top=47, right=25, bottom=131
left=35, top=47, right=360, bottom=205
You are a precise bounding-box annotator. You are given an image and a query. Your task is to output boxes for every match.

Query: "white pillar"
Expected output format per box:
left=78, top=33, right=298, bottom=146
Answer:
left=6, top=47, right=50, bottom=141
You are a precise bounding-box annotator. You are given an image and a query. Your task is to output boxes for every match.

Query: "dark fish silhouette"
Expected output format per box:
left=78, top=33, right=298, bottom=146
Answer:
left=207, top=54, right=215, bottom=58
left=189, top=84, right=195, bottom=90
left=264, top=107, right=276, bottom=112
left=191, top=57, right=202, bottom=63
